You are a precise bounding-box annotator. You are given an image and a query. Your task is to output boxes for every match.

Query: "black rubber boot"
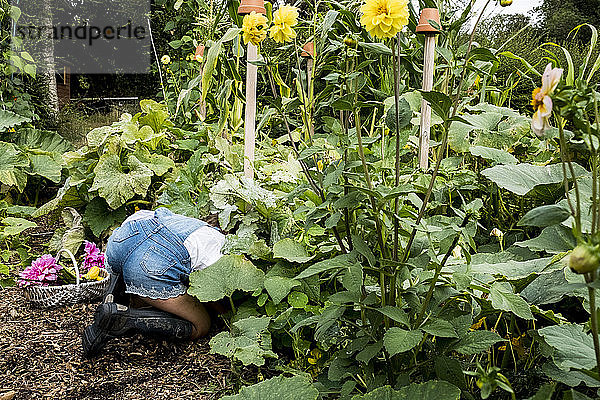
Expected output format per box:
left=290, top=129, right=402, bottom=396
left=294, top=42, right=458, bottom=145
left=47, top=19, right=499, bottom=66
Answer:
left=102, top=273, right=128, bottom=305
left=82, top=303, right=194, bottom=358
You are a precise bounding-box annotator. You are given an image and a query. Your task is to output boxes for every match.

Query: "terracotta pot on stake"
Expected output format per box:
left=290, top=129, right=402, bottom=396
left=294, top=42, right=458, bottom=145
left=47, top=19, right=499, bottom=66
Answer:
left=195, top=44, right=206, bottom=120
left=416, top=8, right=441, bottom=170
left=301, top=42, right=315, bottom=138
left=238, top=0, right=265, bottom=178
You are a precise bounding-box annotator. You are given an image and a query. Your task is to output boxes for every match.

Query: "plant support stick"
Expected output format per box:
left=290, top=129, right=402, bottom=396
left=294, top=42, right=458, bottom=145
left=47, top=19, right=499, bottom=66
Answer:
left=416, top=9, right=440, bottom=170
left=244, top=42, right=258, bottom=179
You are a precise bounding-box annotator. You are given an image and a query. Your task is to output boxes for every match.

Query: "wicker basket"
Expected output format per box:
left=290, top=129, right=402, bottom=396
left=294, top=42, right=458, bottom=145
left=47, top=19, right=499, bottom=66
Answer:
left=22, top=248, right=111, bottom=308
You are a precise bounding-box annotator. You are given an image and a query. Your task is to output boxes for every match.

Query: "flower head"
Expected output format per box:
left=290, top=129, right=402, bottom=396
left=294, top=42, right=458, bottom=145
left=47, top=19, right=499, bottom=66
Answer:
left=490, top=228, right=504, bottom=238
left=531, top=63, right=563, bottom=137
left=161, top=55, right=171, bottom=65
left=82, top=241, right=105, bottom=271
left=242, top=11, right=268, bottom=46
left=269, top=5, right=299, bottom=43
left=360, top=0, right=409, bottom=39
left=17, top=254, right=62, bottom=287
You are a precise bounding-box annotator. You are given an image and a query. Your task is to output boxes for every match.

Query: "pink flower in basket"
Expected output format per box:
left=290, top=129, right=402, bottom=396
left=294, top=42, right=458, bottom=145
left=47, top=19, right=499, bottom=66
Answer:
left=82, top=241, right=105, bottom=271
left=17, top=254, right=62, bottom=287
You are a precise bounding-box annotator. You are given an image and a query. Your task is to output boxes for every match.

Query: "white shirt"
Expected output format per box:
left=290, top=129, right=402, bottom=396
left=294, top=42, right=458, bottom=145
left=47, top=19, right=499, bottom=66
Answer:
left=123, top=211, right=225, bottom=271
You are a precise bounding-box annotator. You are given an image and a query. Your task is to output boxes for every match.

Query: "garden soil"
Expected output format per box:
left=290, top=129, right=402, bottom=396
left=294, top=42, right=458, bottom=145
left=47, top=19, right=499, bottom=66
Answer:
left=0, top=288, right=232, bottom=400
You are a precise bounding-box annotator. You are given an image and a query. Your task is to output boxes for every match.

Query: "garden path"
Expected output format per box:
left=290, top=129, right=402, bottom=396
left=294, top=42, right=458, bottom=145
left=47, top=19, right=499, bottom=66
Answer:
left=0, top=289, right=231, bottom=400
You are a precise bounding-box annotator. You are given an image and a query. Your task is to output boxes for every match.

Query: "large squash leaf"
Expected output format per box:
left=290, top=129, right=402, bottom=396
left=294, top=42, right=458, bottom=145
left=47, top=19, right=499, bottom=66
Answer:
left=209, top=316, right=277, bottom=366
left=352, top=381, right=461, bottom=400
left=515, top=225, right=576, bottom=254
left=84, top=197, right=126, bottom=237
left=538, top=324, right=597, bottom=371
left=0, top=110, right=30, bottom=131
left=28, top=154, right=62, bottom=183
left=188, top=255, right=264, bottom=302
left=0, top=217, right=37, bottom=238
left=222, top=375, right=318, bottom=400
left=90, top=154, right=152, bottom=209
left=0, top=142, right=29, bottom=191
left=10, top=128, right=72, bottom=154
left=272, top=238, right=314, bottom=263
left=482, top=163, right=588, bottom=196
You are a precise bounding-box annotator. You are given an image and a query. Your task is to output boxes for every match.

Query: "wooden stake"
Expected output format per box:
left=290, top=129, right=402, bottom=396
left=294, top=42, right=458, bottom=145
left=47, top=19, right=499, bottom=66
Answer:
left=419, top=34, right=436, bottom=170
left=244, top=42, right=258, bottom=179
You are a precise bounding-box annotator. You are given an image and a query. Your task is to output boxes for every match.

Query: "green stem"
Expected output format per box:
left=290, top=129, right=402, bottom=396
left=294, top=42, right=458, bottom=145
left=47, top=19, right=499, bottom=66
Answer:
left=414, top=213, right=470, bottom=328
left=228, top=296, right=236, bottom=314
left=586, top=271, right=600, bottom=374
left=557, top=114, right=582, bottom=236
left=354, top=110, right=386, bottom=257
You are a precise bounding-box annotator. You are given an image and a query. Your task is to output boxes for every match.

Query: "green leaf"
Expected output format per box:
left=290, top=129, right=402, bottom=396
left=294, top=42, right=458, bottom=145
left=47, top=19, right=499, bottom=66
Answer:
left=383, top=328, right=423, bottom=356
left=294, top=253, right=356, bottom=280
left=288, top=291, right=309, bottom=308
left=523, top=384, right=556, bottom=400
left=132, top=147, right=175, bottom=176
left=0, top=110, right=30, bottom=131
left=518, top=205, right=571, bottom=227
left=351, top=381, right=461, bottom=400
left=451, top=330, right=505, bottom=355
left=90, top=154, right=153, bottom=209
left=481, top=163, right=589, bottom=196
left=538, top=324, right=597, bottom=371
left=221, top=376, right=318, bottom=400
left=342, top=262, right=363, bottom=294
left=28, top=154, right=62, bottom=183
left=457, top=257, right=557, bottom=280
left=385, top=98, right=412, bottom=132
left=1, top=217, right=37, bottom=236
left=12, top=128, right=72, bottom=154
left=378, top=306, right=410, bottom=327
left=189, top=255, right=264, bottom=301
left=515, top=225, right=577, bottom=254
left=272, top=238, right=314, bottom=263
left=469, top=146, right=518, bottom=165
left=358, top=42, right=392, bottom=56
left=209, top=316, right=277, bottom=366
left=420, top=91, right=453, bottom=120
left=0, top=142, right=29, bottom=191
left=489, top=281, right=534, bottom=320
left=84, top=197, right=126, bottom=237
left=435, top=356, right=467, bottom=391
left=541, top=363, right=600, bottom=388
left=264, top=276, right=300, bottom=305
left=421, top=319, right=459, bottom=338
left=139, top=100, right=170, bottom=134
left=351, top=234, right=376, bottom=267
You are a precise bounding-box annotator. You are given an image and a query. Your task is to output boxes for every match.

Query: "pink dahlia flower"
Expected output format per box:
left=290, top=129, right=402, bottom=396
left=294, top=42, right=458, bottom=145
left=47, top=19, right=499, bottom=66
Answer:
left=17, top=254, right=62, bottom=287
left=82, top=241, right=105, bottom=271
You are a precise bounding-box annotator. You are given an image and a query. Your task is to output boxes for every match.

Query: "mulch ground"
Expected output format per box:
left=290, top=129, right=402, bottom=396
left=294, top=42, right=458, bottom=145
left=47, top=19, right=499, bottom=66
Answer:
left=0, top=288, right=233, bottom=400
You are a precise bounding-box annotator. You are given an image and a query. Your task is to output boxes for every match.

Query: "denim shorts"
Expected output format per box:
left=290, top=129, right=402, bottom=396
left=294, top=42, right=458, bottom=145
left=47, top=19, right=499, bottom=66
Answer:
left=106, top=208, right=206, bottom=300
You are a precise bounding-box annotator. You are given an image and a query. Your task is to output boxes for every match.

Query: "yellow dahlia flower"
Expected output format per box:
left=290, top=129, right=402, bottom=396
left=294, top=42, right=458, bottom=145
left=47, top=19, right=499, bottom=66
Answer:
left=269, top=5, right=299, bottom=43
left=360, top=0, right=409, bottom=39
left=531, top=63, right=563, bottom=137
left=242, top=11, right=268, bottom=46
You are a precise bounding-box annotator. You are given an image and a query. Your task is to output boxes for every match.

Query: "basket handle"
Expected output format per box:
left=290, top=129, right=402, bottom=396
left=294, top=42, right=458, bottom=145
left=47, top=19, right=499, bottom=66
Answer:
left=55, top=248, right=80, bottom=286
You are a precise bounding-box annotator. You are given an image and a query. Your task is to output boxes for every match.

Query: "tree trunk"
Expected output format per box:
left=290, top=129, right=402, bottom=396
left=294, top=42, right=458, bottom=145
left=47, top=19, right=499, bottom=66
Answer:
left=39, top=0, right=59, bottom=120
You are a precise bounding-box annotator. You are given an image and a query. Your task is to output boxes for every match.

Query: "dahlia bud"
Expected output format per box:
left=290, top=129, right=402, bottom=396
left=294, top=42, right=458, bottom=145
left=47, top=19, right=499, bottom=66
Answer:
left=569, top=244, right=600, bottom=274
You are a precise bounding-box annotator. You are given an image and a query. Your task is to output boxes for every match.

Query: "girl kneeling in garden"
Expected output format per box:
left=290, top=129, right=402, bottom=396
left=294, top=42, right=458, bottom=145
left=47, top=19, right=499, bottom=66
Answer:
left=82, top=207, right=225, bottom=357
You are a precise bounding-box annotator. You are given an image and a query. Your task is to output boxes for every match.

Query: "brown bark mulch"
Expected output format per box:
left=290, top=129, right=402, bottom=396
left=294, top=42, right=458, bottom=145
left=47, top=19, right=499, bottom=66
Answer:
left=0, top=288, right=233, bottom=400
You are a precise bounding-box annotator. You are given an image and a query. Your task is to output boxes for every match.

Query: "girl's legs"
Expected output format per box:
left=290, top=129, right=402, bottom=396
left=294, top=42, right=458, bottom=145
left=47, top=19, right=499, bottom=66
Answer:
left=134, top=294, right=211, bottom=339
